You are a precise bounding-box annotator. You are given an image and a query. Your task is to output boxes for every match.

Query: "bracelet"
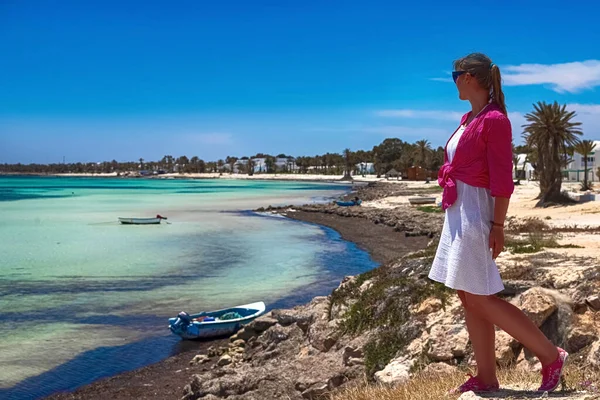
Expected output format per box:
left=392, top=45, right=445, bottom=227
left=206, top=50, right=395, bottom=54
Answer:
left=490, top=221, right=504, bottom=228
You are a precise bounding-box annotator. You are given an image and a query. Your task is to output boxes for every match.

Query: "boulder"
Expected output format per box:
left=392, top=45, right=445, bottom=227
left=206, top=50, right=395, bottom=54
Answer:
left=342, top=345, right=364, bottom=366
left=301, top=383, right=329, bottom=399
left=190, top=354, right=210, bottom=365
left=515, top=287, right=557, bottom=327
left=247, top=316, right=278, bottom=333
left=217, top=354, right=232, bottom=367
left=566, top=324, right=598, bottom=353
left=425, top=325, right=467, bottom=361
left=308, top=324, right=337, bottom=352
left=374, top=356, right=412, bottom=385
left=586, top=295, right=600, bottom=311
left=416, top=297, right=443, bottom=315
left=587, top=340, right=600, bottom=367
left=495, top=330, right=520, bottom=367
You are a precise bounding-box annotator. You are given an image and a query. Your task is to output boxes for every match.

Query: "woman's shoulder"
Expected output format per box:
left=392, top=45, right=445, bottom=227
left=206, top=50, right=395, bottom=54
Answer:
left=483, top=104, right=510, bottom=123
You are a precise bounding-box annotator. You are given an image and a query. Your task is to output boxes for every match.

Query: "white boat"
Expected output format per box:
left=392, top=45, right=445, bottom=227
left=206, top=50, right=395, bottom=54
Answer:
left=408, top=197, right=437, bottom=205
left=118, top=215, right=167, bottom=225
left=168, top=301, right=266, bottom=340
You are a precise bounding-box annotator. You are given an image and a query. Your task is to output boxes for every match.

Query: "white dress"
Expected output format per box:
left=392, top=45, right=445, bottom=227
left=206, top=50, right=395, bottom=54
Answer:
left=428, top=125, right=505, bottom=295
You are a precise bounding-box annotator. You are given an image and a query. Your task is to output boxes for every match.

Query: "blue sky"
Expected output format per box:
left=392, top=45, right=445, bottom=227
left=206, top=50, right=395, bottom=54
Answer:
left=1, top=0, right=599, bottom=164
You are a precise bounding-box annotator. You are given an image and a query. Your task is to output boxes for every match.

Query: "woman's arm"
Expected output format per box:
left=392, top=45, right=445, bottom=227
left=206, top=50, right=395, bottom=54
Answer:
left=490, top=196, right=510, bottom=259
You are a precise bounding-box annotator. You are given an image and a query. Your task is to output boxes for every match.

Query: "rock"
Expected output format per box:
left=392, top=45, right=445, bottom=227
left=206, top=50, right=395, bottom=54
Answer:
left=190, top=354, right=210, bottom=365
left=207, top=346, right=218, bottom=358
left=566, top=324, right=598, bottom=353
left=236, top=327, right=257, bottom=341
left=229, top=334, right=239, bottom=342
left=374, top=356, right=412, bottom=385
left=271, top=308, right=313, bottom=330
left=342, top=345, right=364, bottom=366
left=359, top=279, right=373, bottom=292
left=586, top=295, right=600, bottom=311
left=217, top=354, right=232, bottom=367
left=458, top=391, right=484, bottom=400
left=588, top=340, right=600, bottom=367
left=346, top=357, right=364, bottom=366
left=451, top=328, right=469, bottom=357
left=425, top=325, right=466, bottom=361
left=416, top=297, right=443, bottom=315
left=308, top=324, right=337, bottom=352
left=301, top=383, right=329, bottom=399
left=247, top=316, right=278, bottom=333
left=327, top=374, right=346, bottom=389
left=422, top=362, right=457, bottom=375
left=231, top=339, right=246, bottom=348
left=516, top=348, right=541, bottom=372
left=495, top=330, right=520, bottom=367
left=515, top=287, right=557, bottom=327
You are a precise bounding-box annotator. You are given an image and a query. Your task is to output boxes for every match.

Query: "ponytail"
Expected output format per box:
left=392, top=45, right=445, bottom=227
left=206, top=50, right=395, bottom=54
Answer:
left=490, top=64, right=507, bottom=115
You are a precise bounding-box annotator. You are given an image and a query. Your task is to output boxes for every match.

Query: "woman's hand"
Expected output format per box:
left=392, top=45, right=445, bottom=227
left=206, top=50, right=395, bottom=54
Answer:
left=489, top=225, right=504, bottom=259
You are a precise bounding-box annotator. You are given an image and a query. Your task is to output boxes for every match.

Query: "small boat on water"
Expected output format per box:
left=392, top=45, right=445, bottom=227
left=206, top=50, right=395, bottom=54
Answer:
left=118, top=214, right=167, bottom=225
left=336, top=198, right=362, bottom=207
left=408, top=197, right=437, bottom=205
left=168, top=301, right=266, bottom=340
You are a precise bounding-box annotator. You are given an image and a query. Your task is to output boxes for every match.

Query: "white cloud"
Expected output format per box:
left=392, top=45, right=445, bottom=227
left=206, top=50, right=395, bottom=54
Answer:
left=430, top=77, right=453, bottom=83
left=568, top=103, right=600, bottom=115
left=502, top=60, right=600, bottom=93
left=375, top=109, right=464, bottom=121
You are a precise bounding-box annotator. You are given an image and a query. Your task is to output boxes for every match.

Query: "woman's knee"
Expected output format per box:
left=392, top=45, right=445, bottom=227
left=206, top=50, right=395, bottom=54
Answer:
left=463, top=292, right=493, bottom=313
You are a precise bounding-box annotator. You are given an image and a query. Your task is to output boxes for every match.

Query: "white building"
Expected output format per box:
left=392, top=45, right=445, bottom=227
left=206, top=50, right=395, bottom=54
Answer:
left=355, top=162, right=375, bottom=175
left=564, top=140, right=600, bottom=182
left=513, top=153, right=535, bottom=180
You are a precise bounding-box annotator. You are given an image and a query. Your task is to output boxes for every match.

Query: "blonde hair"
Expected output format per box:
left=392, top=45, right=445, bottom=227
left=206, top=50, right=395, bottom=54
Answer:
left=453, top=53, right=507, bottom=115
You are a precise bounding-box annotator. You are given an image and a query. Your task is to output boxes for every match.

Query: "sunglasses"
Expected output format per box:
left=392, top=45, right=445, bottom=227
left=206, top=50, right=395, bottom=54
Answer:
left=452, top=71, right=468, bottom=83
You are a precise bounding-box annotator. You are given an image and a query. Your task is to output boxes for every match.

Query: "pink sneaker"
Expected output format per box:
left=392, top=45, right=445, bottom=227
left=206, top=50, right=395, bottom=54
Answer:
left=538, top=347, right=569, bottom=392
left=450, top=374, right=500, bottom=394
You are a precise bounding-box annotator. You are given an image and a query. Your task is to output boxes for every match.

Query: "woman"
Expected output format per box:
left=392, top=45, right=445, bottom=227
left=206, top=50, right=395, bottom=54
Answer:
left=428, top=53, right=568, bottom=393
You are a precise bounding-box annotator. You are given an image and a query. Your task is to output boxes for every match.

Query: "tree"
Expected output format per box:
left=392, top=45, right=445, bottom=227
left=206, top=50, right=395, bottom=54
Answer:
left=139, top=158, right=144, bottom=170
left=574, top=140, right=597, bottom=190
left=414, top=139, right=432, bottom=169
left=265, top=156, right=276, bottom=173
left=226, top=156, right=238, bottom=174
left=522, top=101, right=582, bottom=206
left=342, top=148, right=354, bottom=180
left=512, top=143, right=520, bottom=182
left=372, top=138, right=404, bottom=177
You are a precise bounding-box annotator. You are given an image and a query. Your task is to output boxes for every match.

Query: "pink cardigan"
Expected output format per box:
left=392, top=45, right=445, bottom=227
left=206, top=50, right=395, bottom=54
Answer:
left=438, top=103, right=514, bottom=210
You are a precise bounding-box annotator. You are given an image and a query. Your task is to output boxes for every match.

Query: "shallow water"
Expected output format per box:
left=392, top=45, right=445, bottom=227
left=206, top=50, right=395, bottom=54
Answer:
left=0, top=177, right=378, bottom=400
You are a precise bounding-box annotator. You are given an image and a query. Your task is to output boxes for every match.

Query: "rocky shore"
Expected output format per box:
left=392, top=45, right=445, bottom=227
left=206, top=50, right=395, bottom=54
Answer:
left=45, top=182, right=600, bottom=400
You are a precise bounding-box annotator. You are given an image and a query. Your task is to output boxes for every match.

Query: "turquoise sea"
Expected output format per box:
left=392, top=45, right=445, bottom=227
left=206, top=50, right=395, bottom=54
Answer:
left=0, top=176, right=378, bottom=400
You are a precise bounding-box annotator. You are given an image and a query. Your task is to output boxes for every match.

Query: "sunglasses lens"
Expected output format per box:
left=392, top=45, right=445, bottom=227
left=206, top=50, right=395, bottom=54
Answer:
left=452, top=71, right=465, bottom=83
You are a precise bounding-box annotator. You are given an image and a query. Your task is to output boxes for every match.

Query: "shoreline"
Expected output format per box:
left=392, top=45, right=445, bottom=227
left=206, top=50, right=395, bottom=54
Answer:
left=42, top=183, right=431, bottom=400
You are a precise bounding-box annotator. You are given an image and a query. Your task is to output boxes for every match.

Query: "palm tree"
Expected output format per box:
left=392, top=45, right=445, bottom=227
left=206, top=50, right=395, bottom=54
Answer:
left=342, top=148, right=354, bottom=180
left=522, top=101, right=582, bottom=206
left=414, top=139, right=432, bottom=170
left=574, top=140, right=597, bottom=190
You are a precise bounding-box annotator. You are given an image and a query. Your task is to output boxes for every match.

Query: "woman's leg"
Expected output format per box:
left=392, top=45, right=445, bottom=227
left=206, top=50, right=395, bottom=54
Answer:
left=463, top=292, right=558, bottom=366
left=458, top=290, right=498, bottom=385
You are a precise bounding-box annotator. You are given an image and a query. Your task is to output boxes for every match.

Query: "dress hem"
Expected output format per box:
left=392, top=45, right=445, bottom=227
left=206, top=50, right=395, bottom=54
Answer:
left=428, top=274, right=504, bottom=296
